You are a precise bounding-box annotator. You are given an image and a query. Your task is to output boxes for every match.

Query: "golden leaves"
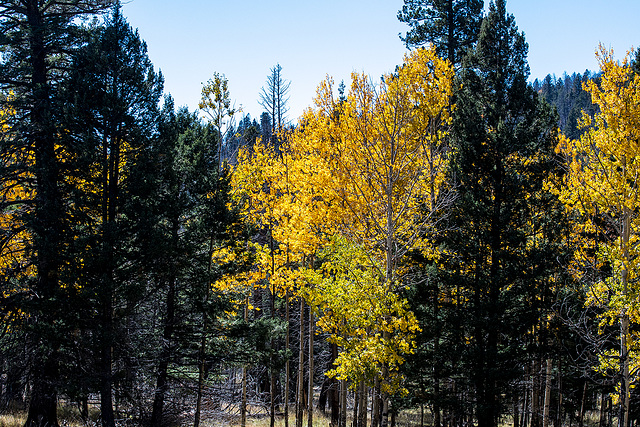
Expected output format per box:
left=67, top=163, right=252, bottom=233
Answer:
left=231, top=46, right=454, bottom=393
left=555, top=45, right=640, bottom=394
left=303, top=236, right=420, bottom=393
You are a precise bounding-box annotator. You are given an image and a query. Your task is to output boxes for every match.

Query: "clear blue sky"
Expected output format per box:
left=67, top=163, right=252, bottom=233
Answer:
left=121, top=0, right=640, bottom=123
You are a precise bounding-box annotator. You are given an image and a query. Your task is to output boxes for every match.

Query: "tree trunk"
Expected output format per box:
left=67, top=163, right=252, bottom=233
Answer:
left=372, top=378, right=380, bottom=427
left=269, top=229, right=276, bottom=427
left=194, top=328, right=207, bottom=427
left=307, top=310, right=314, bottom=427
left=354, top=383, right=360, bottom=427
left=599, top=393, right=607, bottom=427
left=24, top=2, right=63, bottom=425
left=556, top=360, right=563, bottom=427
left=330, top=344, right=340, bottom=425
left=151, top=267, right=177, bottom=426
left=285, top=291, right=290, bottom=427
left=358, top=382, right=367, bottom=427
left=296, top=298, right=305, bottom=427
left=355, top=382, right=369, bottom=427
left=619, top=174, right=631, bottom=427
left=25, top=354, right=59, bottom=427
left=241, top=297, right=249, bottom=427
left=531, top=360, right=541, bottom=427
left=99, top=260, right=115, bottom=427
left=339, top=379, right=347, bottom=427
left=522, top=372, right=529, bottom=427
left=543, top=358, right=552, bottom=427
left=578, top=380, right=587, bottom=427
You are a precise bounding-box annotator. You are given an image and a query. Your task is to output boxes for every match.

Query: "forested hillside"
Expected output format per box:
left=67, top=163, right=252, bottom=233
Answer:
left=1, top=1, right=639, bottom=427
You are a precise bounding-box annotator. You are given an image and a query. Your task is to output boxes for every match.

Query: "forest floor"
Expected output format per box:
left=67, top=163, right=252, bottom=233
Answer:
left=0, top=408, right=337, bottom=427
left=0, top=409, right=430, bottom=427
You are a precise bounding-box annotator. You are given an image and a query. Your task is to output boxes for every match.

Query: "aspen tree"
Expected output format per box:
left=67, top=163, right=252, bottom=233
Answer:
left=554, top=45, right=640, bottom=427
left=293, top=46, right=453, bottom=427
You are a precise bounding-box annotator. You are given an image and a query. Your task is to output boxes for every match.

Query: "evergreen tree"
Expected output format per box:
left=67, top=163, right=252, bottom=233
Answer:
left=437, top=2, right=562, bottom=426
left=534, top=72, right=598, bottom=140
left=398, top=0, right=483, bottom=66
left=260, top=112, right=272, bottom=145
left=146, top=102, right=250, bottom=426
left=61, top=5, right=163, bottom=425
left=632, top=47, right=640, bottom=75
left=0, top=1, right=115, bottom=425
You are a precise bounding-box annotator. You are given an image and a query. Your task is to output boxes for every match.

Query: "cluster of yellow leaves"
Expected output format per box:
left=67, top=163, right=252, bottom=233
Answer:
left=0, top=93, right=33, bottom=323
left=231, top=46, right=453, bottom=393
left=293, top=46, right=454, bottom=267
left=553, top=45, right=640, bottom=393
left=232, top=134, right=334, bottom=297
left=303, top=236, right=420, bottom=394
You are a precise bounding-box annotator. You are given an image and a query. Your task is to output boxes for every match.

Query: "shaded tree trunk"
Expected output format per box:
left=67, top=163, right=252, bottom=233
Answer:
left=308, top=310, right=314, bottom=427
left=285, top=291, right=290, bottom=427
left=25, top=355, right=59, bottom=427
left=296, top=298, right=305, bottom=427
left=151, top=269, right=177, bottom=426
left=23, top=1, right=63, bottom=424
left=339, top=379, right=347, bottom=427
left=543, top=359, right=553, bottom=427
left=532, top=359, right=542, bottom=427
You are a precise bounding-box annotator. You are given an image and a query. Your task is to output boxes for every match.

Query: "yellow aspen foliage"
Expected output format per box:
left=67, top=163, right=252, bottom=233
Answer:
left=303, top=236, right=420, bottom=395
left=553, top=45, right=640, bottom=416
left=293, top=46, right=452, bottom=391
left=231, top=123, right=337, bottom=299
left=291, top=46, right=454, bottom=280
left=231, top=47, right=453, bottom=394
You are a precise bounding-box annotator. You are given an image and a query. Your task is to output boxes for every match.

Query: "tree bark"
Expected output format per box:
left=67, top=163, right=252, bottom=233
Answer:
left=531, top=359, right=541, bottom=427
left=339, top=379, right=347, bottom=427
left=25, top=354, right=59, bottom=427
left=358, top=382, right=368, bottom=427
left=296, top=298, right=305, bottom=427
left=578, top=380, right=587, bottom=427
left=307, top=310, right=314, bottom=427
left=543, top=358, right=552, bottom=427
left=151, top=218, right=179, bottom=426
left=24, top=1, right=63, bottom=425
left=285, top=291, right=290, bottom=427
left=241, top=298, right=248, bottom=427
left=619, top=206, right=631, bottom=427
left=330, top=344, right=340, bottom=425
left=372, top=378, right=380, bottom=427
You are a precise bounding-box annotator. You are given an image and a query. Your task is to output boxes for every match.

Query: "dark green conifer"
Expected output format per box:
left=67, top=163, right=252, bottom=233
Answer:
left=436, top=1, right=563, bottom=426
left=0, top=2, right=115, bottom=425
left=61, top=5, right=162, bottom=425
left=398, top=0, right=483, bottom=66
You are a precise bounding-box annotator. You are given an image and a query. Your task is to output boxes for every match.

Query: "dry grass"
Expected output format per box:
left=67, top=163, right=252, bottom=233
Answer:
left=0, top=405, right=101, bottom=427
left=0, top=409, right=332, bottom=427
left=0, top=412, right=26, bottom=427
left=218, top=412, right=332, bottom=427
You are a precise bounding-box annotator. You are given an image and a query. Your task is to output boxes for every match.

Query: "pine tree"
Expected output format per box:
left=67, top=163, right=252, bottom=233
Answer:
left=61, top=5, right=163, bottom=425
left=146, top=101, right=251, bottom=426
left=0, top=1, right=115, bottom=425
left=398, top=0, right=483, bottom=67
left=438, top=2, right=562, bottom=426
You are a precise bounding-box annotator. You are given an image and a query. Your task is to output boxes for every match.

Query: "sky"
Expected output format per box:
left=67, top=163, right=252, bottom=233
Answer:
left=120, top=0, right=640, bottom=124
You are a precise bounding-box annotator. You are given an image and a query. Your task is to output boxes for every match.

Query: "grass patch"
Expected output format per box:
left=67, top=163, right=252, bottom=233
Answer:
left=219, top=412, right=332, bottom=427
left=0, top=412, right=26, bottom=427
